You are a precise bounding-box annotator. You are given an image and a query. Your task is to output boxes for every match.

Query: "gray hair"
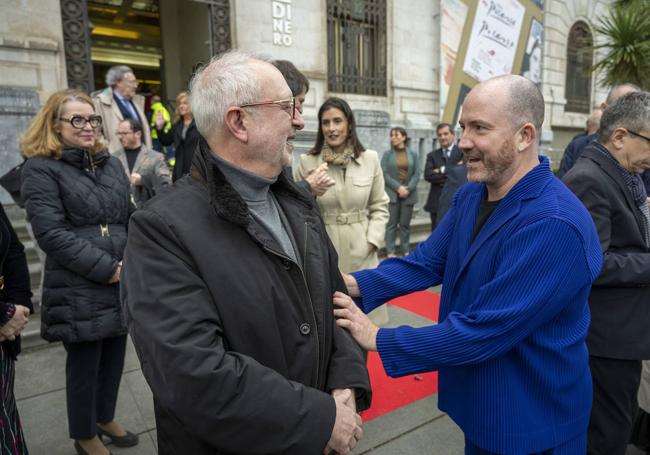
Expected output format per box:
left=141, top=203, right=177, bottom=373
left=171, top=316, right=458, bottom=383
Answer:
left=598, top=91, right=650, bottom=143
left=189, top=50, right=264, bottom=138
left=505, top=76, right=545, bottom=132
left=105, top=65, right=134, bottom=87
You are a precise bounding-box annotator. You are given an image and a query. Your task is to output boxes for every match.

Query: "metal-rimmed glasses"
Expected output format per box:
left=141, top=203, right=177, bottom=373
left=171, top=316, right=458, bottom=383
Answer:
left=240, top=97, right=296, bottom=119
left=627, top=129, right=650, bottom=145
left=59, top=115, right=103, bottom=129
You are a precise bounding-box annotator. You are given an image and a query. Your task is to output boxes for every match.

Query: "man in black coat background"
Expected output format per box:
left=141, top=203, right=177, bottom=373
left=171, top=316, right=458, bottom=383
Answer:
left=424, top=122, right=464, bottom=229
left=121, top=50, right=370, bottom=455
left=563, top=91, right=650, bottom=455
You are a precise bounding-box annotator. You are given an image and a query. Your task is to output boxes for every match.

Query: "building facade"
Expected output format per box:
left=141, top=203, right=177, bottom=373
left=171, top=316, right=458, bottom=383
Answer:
left=0, top=0, right=616, bottom=206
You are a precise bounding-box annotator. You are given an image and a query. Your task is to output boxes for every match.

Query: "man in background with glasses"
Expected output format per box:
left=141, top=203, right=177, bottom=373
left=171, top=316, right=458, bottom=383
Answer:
left=122, top=50, right=369, bottom=455
left=93, top=65, right=152, bottom=154
left=563, top=91, right=650, bottom=455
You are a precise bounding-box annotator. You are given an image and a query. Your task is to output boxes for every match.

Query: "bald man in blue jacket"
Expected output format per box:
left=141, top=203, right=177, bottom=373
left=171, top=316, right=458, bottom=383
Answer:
left=334, top=75, right=603, bottom=454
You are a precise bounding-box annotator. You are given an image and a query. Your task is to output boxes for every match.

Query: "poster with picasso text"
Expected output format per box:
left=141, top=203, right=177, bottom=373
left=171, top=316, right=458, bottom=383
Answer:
left=462, top=0, right=525, bottom=82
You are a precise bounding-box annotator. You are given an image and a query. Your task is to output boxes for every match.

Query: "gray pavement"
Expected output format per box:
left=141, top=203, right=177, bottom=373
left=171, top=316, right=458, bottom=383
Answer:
left=14, top=302, right=647, bottom=455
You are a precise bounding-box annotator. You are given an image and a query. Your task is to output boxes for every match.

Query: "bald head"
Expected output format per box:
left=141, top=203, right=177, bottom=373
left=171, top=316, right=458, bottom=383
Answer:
left=603, top=83, right=640, bottom=108
left=469, top=75, right=545, bottom=132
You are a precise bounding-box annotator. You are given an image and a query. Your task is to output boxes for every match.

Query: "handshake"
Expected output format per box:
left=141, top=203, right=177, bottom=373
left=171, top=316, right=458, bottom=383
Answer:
left=325, top=388, right=363, bottom=455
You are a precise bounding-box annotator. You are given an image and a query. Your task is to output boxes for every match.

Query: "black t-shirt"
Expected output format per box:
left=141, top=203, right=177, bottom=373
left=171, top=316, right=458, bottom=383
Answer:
left=124, top=146, right=140, bottom=173
left=472, top=197, right=502, bottom=241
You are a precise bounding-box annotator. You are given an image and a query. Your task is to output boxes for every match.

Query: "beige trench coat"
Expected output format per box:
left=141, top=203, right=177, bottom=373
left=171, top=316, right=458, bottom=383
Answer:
left=639, top=361, right=650, bottom=412
left=295, top=149, right=389, bottom=273
left=93, top=88, right=152, bottom=155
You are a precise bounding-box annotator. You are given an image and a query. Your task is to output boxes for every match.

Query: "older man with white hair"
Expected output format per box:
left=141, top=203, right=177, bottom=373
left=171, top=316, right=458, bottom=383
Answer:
left=93, top=65, right=152, bottom=154
left=121, top=51, right=370, bottom=455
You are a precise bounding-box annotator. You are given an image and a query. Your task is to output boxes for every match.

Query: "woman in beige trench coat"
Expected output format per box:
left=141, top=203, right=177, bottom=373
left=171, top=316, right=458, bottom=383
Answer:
left=295, top=97, right=389, bottom=323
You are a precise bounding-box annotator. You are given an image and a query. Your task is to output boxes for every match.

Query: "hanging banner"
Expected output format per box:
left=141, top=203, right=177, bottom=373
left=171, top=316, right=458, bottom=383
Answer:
left=439, top=0, right=469, bottom=116
left=463, top=0, right=525, bottom=81
left=441, top=0, right=544, bottom=126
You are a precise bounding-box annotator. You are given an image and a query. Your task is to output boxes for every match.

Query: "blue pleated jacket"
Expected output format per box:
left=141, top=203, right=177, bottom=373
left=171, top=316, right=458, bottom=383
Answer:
left=353, top=157, right=603, bottom=454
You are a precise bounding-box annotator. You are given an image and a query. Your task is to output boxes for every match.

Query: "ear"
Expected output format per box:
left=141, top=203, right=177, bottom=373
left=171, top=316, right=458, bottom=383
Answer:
left=515, top=122, right=536, bottom=152
left=609, top=127, right=627, bottom=150
left=224, top=107, right=249, bottom=143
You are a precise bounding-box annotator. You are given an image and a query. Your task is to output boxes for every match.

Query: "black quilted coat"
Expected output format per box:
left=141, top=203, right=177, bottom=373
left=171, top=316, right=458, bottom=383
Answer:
left=21, top=148, right=132, bottom=342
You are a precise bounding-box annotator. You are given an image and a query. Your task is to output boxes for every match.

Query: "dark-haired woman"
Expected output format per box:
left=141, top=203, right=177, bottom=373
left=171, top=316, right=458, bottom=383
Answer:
left=0, top=202, right=32, bottom=455
left=295, top=97, right=389, bottom=322
left=20, top=89, right=137, bottom=455
left=381, top=127, right=421, bottom=257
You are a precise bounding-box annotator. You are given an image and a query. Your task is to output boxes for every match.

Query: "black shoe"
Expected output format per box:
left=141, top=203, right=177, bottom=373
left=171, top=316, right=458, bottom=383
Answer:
left=73, top=440, right=113, bottom=455
left=96, top=425, right=139, bottom=447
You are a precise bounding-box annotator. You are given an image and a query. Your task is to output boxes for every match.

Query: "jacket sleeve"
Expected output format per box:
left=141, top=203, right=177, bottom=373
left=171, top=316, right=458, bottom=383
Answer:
left=322, top=229, right=371, bottom=411
left=564, top=170, right=650, bottom=286
left=406, top=149, right=421, bottom=193
left=21, top=160, right=119, bottom=284
left=156, top=124, right=175, bottom=147
left=381, top=151, right=400, bottom=192
left=140, top=154, right=172, bottom=192
left=424, top=151, right=446, bottom=185
left=353, top=197, right=456, bottom=313
left=376, top=218, right=597, bottom=377
left=0, top=204, right=32, bottom=313
left=121, top=209, right=337, bottom=454
left=365, top=152, right=390, bottom=249
left=557, top=140, right=580, bottom=179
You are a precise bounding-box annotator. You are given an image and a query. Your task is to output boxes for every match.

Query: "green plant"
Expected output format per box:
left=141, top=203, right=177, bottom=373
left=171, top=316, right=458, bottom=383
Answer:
left=590, top=1, right=650, bottom=90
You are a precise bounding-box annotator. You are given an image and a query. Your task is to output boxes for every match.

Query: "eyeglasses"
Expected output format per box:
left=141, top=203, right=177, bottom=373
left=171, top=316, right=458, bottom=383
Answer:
left=627, top=129, right=650, bottom=145
left=240, top=97, right=296, bottom=119
left=59, top=115, right=103, bottom=129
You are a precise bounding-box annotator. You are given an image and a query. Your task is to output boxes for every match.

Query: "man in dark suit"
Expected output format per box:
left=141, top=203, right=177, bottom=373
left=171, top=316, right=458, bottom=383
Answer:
left=563, top=91, right=650, bottom=455
left=424, top=123, right=464, bottom=229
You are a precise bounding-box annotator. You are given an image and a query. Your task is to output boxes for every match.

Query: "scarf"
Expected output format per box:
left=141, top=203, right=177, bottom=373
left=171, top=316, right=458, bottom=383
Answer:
left=322, top=144, right=354, bottom=167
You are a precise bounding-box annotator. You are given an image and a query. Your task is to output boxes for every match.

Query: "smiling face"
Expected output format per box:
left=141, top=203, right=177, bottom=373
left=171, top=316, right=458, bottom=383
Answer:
left=57, top=101, right=98, bottom=150
left=245, top=62, right=297, bottom=176
left=458, top=84, right=521, bottom=189
left=321, top=107, right=349, bottom=153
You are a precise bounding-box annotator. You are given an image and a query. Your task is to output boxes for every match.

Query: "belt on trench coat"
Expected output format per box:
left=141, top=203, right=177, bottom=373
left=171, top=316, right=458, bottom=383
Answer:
left=322, top=210, right=369, bottom=225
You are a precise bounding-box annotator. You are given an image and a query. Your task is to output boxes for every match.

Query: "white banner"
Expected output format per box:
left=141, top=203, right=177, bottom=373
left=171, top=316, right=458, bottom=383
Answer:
left=463, top=0, right=525, bottom=81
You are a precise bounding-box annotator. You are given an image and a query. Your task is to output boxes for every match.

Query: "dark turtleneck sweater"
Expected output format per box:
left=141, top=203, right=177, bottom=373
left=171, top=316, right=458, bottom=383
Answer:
left=210, top=154, right=298, bottom=263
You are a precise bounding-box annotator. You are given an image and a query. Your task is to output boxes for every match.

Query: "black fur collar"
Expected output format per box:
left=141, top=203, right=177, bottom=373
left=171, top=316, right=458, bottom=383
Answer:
left=189, top=139, right=314, bottom=227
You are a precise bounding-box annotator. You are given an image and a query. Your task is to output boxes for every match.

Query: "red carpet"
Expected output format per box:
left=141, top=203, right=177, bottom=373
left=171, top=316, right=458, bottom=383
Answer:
left=360, top=291, right=441, bottom=422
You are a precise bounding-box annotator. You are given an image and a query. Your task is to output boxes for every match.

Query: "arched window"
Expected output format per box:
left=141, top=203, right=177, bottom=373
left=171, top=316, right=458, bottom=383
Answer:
left=565, top=21, right=593, bottom=113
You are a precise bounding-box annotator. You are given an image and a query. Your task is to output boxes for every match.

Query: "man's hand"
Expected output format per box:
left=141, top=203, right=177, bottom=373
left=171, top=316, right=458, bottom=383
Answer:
left=0, top=305, right=30, bottom=342
left=367, top=242, right=377, bottom=256
left=397, top=186, right=409, bottom=199
left=324, top=389, right=363, bottom=455
left=154, top=111, right=166, bottom=130
left=108, top=262, right=122, bottom=284
left=333, top=291, right=378, bottom=351
left=332, top=388, right=356, bottom=413
left=306, top=163, right=335, bottom=197
left=130, top=172, right=142, bottom=186
left=342, top=273, right=360, bottom=298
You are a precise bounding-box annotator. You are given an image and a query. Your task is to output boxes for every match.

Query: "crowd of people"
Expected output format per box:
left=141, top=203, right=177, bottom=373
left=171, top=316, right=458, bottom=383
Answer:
left=1, top=48, right=650, bottom=455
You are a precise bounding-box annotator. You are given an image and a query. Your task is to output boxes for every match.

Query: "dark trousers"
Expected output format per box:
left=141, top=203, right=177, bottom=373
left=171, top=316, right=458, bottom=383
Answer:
left=430, top=212, right=438, bottom=231
left=385, top=201, right=414, bottom=254
left=587, top=355, right=642, bottom=455
left=465, top=432, right=586, bottom=454
left=63, top=335, right=127, bottom=439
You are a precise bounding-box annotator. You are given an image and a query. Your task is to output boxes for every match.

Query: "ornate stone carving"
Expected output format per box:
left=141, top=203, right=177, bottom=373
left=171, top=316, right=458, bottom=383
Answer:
left=208, top=0, right=232, bottom=55
left=60, top=0, right=94, bottom=92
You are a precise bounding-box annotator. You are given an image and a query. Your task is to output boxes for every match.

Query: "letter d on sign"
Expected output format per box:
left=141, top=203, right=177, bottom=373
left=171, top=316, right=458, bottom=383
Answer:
left=272, top=1, right=285, bottom=18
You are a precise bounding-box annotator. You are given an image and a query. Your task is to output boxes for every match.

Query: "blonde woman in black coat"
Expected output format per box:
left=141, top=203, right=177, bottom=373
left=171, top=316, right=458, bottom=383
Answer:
left=20, top=89, right=138, bottom=455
